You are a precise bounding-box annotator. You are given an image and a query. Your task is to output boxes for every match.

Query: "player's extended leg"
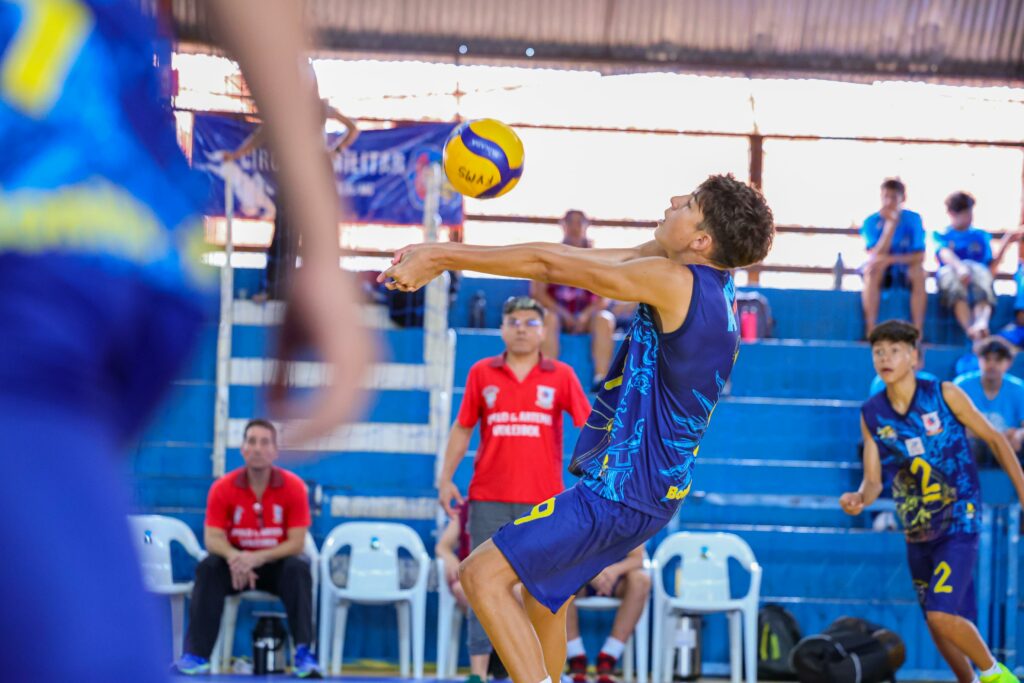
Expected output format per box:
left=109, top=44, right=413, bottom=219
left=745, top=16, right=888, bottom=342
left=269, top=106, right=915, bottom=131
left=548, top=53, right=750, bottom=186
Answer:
left=927, top=611, right=1002, bottom=680
left=460, top=540, right=549, bottom=683
left=524, top=591, right=574, bottom=682
left=925, top=615, right=980, bottom=683
left=610, top=567, right=652, bottom=643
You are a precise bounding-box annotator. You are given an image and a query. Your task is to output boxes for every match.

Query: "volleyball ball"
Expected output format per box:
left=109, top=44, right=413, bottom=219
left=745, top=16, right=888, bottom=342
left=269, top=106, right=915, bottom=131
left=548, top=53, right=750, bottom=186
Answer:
left=443, top=119, right=524, bottom=199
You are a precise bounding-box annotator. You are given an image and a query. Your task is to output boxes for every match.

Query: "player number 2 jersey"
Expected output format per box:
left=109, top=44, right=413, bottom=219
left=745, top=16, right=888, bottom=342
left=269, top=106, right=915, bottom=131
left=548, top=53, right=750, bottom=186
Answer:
left=862, top=378, right=982, bottom=542
left=570, top=265, right=740, bottom=519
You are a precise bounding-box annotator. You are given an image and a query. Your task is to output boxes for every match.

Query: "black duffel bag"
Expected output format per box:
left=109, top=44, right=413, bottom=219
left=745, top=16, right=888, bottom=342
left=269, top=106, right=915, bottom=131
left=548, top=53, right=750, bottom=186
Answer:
left=790, top=616, right=905, bottom=683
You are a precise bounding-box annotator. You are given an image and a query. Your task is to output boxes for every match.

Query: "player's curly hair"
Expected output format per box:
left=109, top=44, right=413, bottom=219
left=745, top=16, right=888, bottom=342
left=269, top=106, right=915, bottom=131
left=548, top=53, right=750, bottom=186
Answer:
left=869, top=319, right=920, bottom=349
left=694, top=174, right=775, bottom=269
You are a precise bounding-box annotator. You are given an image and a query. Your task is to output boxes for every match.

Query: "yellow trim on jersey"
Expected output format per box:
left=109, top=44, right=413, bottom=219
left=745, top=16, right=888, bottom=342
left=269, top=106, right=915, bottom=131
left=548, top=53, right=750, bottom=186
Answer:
left=0, top=180, right=213, bottom=287
left=1, top=0, right=93, bottom=117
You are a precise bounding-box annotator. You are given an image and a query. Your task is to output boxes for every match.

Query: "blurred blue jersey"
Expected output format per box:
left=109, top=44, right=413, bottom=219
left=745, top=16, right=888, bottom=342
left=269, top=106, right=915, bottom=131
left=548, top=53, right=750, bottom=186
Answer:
left=0, top=0, right=208, bottom=292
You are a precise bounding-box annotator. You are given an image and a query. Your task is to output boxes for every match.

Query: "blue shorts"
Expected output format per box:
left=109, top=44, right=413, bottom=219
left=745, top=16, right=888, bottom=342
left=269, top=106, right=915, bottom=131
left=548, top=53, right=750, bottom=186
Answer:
left=492, top=484, right=665, bottom=613
left=905, top=533, right=978, bottom=621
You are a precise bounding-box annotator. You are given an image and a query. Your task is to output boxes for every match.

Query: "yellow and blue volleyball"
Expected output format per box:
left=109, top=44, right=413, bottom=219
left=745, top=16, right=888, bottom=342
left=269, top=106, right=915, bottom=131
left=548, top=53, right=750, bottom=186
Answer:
left=443, top=119, right=524, bottom=199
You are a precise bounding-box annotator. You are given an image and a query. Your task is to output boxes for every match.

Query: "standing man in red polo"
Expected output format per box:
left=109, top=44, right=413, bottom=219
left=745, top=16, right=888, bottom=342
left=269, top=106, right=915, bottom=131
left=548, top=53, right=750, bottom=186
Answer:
left=176, top=419, right=319, bottom=678
left=438, top=296, right=591, bottom=683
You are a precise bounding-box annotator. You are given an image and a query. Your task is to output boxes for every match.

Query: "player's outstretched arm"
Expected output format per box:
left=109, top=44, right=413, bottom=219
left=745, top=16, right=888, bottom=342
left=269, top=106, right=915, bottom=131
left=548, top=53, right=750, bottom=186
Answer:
left=943, top=382, right=1024, bottom=506
left=840, top=416, right=884, bottom=515
left=379, top=241, right=691, bottom=330
left=208, top=0, right=372, bottom=444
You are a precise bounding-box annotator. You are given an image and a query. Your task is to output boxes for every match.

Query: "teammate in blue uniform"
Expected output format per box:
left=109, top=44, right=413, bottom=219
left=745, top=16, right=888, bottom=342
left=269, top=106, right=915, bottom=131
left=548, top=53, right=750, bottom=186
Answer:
left=380, top=174, right=775, bottom=683
left=0, top=1, right=367, bottom=679
left=843, top=320, right=1024, bottom=683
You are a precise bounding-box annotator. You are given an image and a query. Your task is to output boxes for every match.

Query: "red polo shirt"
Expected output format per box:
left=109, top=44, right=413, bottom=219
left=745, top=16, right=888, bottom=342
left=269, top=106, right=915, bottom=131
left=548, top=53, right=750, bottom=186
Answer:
left=205, top=467, right=311, bottom=551
left=458, top=354, right=591, bottom=504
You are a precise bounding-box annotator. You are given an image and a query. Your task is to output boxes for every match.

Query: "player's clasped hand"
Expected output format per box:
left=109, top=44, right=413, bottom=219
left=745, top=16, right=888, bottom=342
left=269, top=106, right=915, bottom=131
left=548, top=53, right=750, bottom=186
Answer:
left=377, top=244, right=444, bottom=292
left=839, top=491, right=865, bottom=515
left=589, top=567, right=619, bottom=596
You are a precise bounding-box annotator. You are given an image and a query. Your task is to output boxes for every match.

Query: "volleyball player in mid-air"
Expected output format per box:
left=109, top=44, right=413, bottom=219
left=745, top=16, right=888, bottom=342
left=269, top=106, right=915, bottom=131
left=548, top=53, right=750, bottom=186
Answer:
left=381, top=174, right=774, bottom=683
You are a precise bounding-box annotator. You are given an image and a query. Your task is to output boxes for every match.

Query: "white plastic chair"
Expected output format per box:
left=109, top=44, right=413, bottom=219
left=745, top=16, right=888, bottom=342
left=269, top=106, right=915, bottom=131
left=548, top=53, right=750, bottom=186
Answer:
left=650, top=532, right=762, bottom=683
left=318, top=522, right=430, bottom=678
left=436, top=557, right=465, bottom=679
left=210, top=532, right=319, bottom=674
left=574, top=556, right=652, bottom=683
left=127, top=514, right=207, bottom=660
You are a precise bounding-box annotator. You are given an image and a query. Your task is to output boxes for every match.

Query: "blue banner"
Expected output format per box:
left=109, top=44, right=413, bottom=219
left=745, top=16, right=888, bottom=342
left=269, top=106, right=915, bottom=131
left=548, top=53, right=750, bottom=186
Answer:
left=190, top=113, right=463, bottom=225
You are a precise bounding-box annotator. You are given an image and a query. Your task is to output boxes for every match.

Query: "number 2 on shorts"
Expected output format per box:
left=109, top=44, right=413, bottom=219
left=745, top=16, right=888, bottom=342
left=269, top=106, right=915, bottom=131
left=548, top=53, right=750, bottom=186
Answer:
left=514, top=497, right=555, bottom=526
left=933, top=561, right=954, bottom=594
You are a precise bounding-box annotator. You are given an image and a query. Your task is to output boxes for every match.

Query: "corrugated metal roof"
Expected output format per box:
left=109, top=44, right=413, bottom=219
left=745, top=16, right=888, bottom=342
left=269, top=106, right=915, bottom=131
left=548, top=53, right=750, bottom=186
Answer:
left=173, top=0, right=1024, bottom=83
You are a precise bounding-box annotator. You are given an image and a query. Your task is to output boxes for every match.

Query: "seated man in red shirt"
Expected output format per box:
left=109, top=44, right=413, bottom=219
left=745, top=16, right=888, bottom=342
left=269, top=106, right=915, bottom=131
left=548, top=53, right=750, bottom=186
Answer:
left=175, top=419, right=318, bottom=678
left=532, top=210, right=618, bottom=391
left=437, top=296, right=591, bottom=683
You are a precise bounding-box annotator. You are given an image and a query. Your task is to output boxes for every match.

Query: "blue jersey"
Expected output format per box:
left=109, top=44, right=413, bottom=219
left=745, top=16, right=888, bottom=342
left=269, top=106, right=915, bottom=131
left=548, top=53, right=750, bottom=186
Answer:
left=934, top=226, right=992, bottom=266
left=862, top=379, right=982, bottom=542
left=570, top=265, right=739, bottom=519
left=0, top=0, right=207, bottom=293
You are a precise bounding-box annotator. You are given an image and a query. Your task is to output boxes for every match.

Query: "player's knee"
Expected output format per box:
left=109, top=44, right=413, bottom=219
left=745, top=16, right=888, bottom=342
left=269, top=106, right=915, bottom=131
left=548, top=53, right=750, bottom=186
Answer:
left=925, top=609, right=959, bottom=635
left=458, top=555, right=482, bottom=595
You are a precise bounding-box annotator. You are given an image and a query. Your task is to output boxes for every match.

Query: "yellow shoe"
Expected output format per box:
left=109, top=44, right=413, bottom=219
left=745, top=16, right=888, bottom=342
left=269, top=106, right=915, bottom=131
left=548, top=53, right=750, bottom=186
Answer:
left=980, top=663, right=1020, bottom=683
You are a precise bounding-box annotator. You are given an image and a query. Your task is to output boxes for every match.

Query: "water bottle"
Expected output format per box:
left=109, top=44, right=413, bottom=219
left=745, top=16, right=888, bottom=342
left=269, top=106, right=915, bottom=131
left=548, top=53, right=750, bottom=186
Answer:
left=252, top=613, right=287, bottom=674
left=740, top=307, right=759, bottom=341
left=469, top=290, right=488, bottom=328
left=833, top=252, right=845, bottom=290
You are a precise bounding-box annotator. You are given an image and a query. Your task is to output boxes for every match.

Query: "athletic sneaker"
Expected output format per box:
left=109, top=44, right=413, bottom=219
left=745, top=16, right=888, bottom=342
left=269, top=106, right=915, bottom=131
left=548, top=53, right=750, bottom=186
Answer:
left=172, top=653, right=210, bottom=675
left=568, top=654, right=588, bottom=683
left=293, top=644, right=322, bottom=678
left=596, top=652, right=618, bottom=683
left=464, top=674, right=484, bottom=683
left=981, top=663, right=1020, bottom=683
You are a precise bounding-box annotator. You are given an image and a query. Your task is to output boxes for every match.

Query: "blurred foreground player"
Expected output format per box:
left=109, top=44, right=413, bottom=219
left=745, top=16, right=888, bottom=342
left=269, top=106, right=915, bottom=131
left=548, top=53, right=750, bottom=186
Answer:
left=844, top=320, right=1024, bottom=683
left=0, top=1, right=367, bottom=680
left=381, top=174, right=774, bottom=683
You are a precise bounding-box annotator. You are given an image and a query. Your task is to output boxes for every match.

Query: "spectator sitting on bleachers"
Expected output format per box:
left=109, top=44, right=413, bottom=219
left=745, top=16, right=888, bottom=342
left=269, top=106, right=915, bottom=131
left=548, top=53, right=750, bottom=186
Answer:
left=565, top=546, right=650, bottom=683
left=934, top=191, right=997, bottom=340
left=174, top=419, right=319, bottom=678
left=954, top=337, right=1024, bottom=466
left=532, top=210, right=618, bottom=390
left=989, top=225, right=1024, bottom=348
left=860, top=178, right=927, bottom=339
left=436, top=295, right=591, bottom=683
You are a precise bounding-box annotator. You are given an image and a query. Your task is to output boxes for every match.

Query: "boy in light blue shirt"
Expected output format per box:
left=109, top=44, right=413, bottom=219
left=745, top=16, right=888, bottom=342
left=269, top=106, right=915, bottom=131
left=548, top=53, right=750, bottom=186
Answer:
left=860, top=178, right=927, bottom=339
left=934, top=192, right=996, bottom=340
left=954, top=337, right=1024, bottom=465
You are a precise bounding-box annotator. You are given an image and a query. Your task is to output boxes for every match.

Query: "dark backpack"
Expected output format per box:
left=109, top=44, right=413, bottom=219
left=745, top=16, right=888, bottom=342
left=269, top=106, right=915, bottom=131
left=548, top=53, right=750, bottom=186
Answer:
left=790, top=617, right=905, bottom=683
left=735, top=291, right=774, bottom=339
left=757, top=604, right=802, bottom=680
